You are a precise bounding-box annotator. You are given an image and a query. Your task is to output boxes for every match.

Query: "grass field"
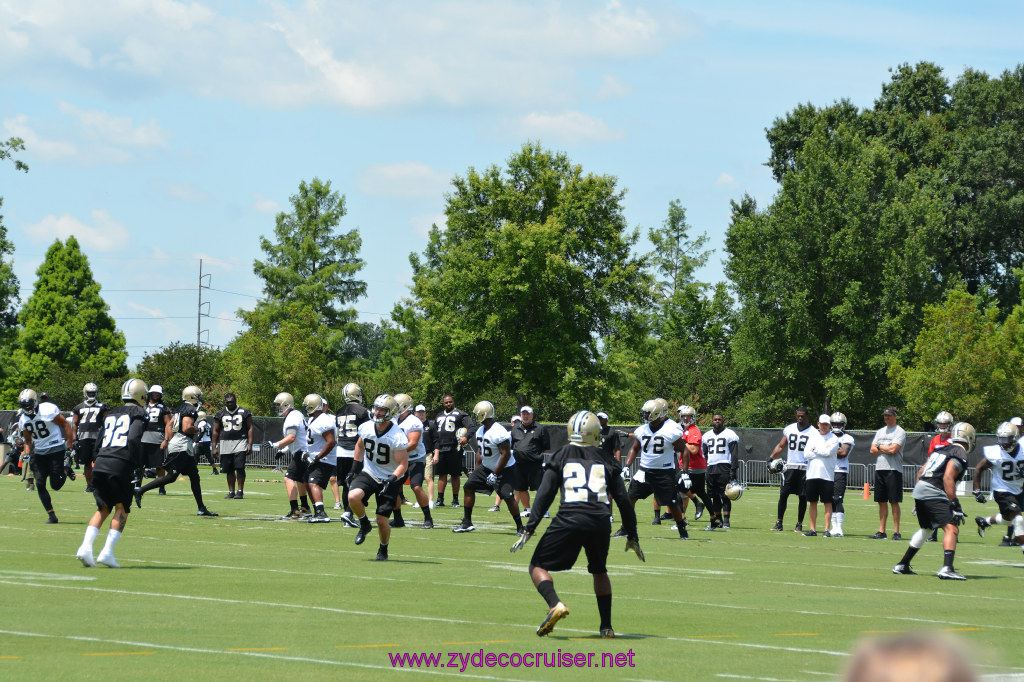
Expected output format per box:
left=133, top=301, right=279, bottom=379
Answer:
left=2, top=470, right=1023, bottom=681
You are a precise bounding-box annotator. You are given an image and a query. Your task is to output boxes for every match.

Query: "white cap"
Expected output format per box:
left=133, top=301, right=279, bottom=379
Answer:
left=511, top=415, right=522, bottom=423
left=596, top=412, right=609, bottom=420
left=415, top=404, right=426, bottom=412
left=520, top=406, right=533, bottom=414
left=818, top=414, right=831, bottom=424
left=1012, top=417, right=1023, bottom=427
left=150, top=385, right=163, bottom=394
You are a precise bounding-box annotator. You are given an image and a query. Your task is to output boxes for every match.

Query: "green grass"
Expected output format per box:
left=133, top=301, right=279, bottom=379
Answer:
left=1, top=471, right=1022, bottom=681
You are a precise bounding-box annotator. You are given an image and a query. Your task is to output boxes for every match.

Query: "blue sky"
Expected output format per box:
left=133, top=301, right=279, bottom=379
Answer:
left=1, top=1, right=1021, bottom=367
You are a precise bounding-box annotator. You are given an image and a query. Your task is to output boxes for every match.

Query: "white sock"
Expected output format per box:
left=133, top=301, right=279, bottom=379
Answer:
left=909, top=528, right=928, bottom=548
left=995, top=514, right=1005, bottom=525
left=80, top=525, right=99, bottom=551
left=101, top=529, right=122, bottom=554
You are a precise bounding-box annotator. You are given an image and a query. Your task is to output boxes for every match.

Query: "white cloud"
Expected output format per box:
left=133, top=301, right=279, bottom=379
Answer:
left=24, top=209, right=131, bottom=252
left=409, top=213, right=447, bottom=239
left=193, top=253, right=237, bottom=272
left=518, top=110, right=626, bottom=145
left=161, top=181, right=210, bottom=203
left=715, top=172, right=737, bottom=186
left=252, top=194, right=280, bottom=215
left=58, top=102, right=169, bottom=149
left=358, top=162, right=451, bottom=198
left=127, top=301, right=167, bottom=318
left=3, top=115, right=78, bottom=161
left=596, top=74, right=631, bottom=100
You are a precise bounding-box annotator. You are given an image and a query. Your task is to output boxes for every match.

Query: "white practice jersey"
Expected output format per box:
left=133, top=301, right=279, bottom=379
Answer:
left=834, top=433, right=854, bottom=473
left=305, top=412, right=337, bottom=465
left=804, top=431, right=840, bottom=481
left=701, top=428, right=739, bottom=467
left=983, top=443, right=1024, bottom=496
left=358, top=420, right=409, bottom=480
left=196, top=419, right=212, bottom=443
left=19, top=402, right=65, bottom=451
left=399, top=414, right=426, bottom=462
left=634, top=419, right=684, bottom=470
left=782, top=423, right=814, bottom=469
left=475, top=421, right=515, bottom=471
left=282, top=409, right=307, bottom=456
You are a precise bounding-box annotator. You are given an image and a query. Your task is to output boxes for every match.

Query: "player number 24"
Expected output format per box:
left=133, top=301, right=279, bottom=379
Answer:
left=562, top=462, right=608, bottom=503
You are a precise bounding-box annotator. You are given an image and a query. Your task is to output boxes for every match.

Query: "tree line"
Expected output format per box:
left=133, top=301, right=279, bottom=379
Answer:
left=1, top=62, right=1022, bottom=431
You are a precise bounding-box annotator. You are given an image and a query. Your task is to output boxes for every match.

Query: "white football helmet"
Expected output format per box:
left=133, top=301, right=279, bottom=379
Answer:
left=120, top=378, right=148, bottom=405
left=456, top=427, right=468, bottom=442
left=768, top=457, right=786, bottom=475
left=197, top=410, right=207, bottom=421
left=567, top=411, right=601, bottom=447
left=274, top=392, right=294, bottom=416
left=996, top=421, right=1019, bottom=452
left=725, top=481, right=744, bottom=501
left=302, top=393, right=325, bottom=417
left=393, top=393, right=414, bottom=416
left=640, top=398, right=669, bottom=424
left=830, top=411, right=847, bottom=435
left=342, top=382, right=364, bottom=405
left=371, top=394, right=399, bottom=424
left=473, top=400, right=495, bottom=423
left=950, top=422, right=976, bottom=453
left=18, top=388, right=38, bottom=416
left=677, top=404, right=696, bottom=426
left=934, top=411, right=953, bottom=433
left=83, top=382, right=99, bottom=405
left=182, top=385, right=202, bottom=406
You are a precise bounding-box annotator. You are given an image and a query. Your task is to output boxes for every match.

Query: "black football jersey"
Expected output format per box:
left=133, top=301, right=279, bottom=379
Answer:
left=94, top=404, right=147, bottom=466
left=335, top=403, right=370, bottom=450
left=434, top=408, right=473, bottom=451
left=547, top=444, right=623, bottom=520
left=172, top=403, right=199, bottom=434
left=143, top=403, right=170, bottom=434
left=919, top=443, right=968, bottom=489
left=72, top=401, right=109, bottom=440
left=215, top=406, right=252, bottom=441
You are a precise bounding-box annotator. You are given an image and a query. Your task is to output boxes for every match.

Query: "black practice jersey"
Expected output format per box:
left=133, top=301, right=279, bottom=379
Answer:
left=548, top=444, right=623, bottom=519
left=434, top=408, right=473, bottom=452
left=214, top=406, right=252, bottom=442
left=171, top=403, right=199, bottom=435
left=919, top=443, right=969, bottom=489
left=143, top=403, right=170, bottom=435
left=94, top=404, right=147, bottom=467
left=72, top=401, right=109, bottom=440
left=335, top=403, right=370, bottom=450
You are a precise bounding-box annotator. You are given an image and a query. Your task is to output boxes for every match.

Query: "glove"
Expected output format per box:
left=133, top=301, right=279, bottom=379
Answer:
left=305, top=453, right=318, bottom=467
left=262, top=441, right=282, bottom=459
left=379, top=474, right=398, bottom=496
left=951, top=499, right=966, bottom=526
left=510, top=531, right=532, bottom=553
left=677, top=472, right=692, bottom=491
left=974, top=491, right=987, bottom=504
left=625, top=535, right=645, bottom=562
left=621, top=467, right=631, bottom=483
left=346, top=460, right=364, bottom=487
left=486, top=472, right=499, bottom=489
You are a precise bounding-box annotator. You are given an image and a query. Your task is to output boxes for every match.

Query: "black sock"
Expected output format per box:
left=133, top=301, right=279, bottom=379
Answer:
left=537, top=580, right=560, bottom=609
left=943, top=549, right=955, bottom=569
left=360, top=515, right=372, bottom=530
left=596, top=593, right=612, bottom=630
left=393, top=508, right=404, bottom=523
left=290, top=499, right=298, bottom=512
left=422, top=508, right=432, bottom=522
left=900, top=546, right=920, bottom=566
left=464, top=507, right=473, bottom=525
left=300, top=495, right=309, bottom=509
left=314, top=502, right=324, bottom=513
left=653, top=509, right=660, bottom=521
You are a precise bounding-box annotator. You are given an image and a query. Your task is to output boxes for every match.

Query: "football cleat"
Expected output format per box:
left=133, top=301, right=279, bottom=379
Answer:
left=283, top=510, right=303, bottom=520
left=600, top=628, right=615, bottom=639
left=694, top=501, right=705, bottom=520
left=225, top=492, right=236, bottom=499
left=354, top=529, right=369, bottom=545
left=197, top=508, right=218, bottom=517
left=937, top=566, right=966, bottom=581
left=422, top=520, right=434, bottom=530
left=892, top=532, right=902, bottom=541
left=235, top=491, right=243, bottom=499
left=871, top=531, right=887, bottom=539
left=309, top=510, right=331, bottom=523
left=374, top=547, right=389, bottom=561
left=976, top=516, right=990, bottom=538
left=770, top=521, right=783, bottom=531
left=96, top=551, right=120, bottom=568
left=133, top=487, right=143, bottom=508
left=651, top=518, right=661, bottom=525
left=339, top=511, right=359, bottom=528
left=450, top=501, right=460, bottom=508
left=537, top=602, right=569, bottom=637
left=610, top=527, right=627, bottom=538
left=793, top=523, right=803, bottom=532
left=452, top=522, right=475, bottom=533
left=803, top=530, right=817, bottom=536
left=892, top=563, right=915, bottom=575
left=76, top=547, right=96, bottom=568
left=487, top=504, right=501, bottom=512
left=388, top=518, right=405, bottom=528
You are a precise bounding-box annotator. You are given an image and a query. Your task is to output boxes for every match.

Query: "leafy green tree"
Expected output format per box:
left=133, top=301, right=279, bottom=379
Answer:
left=408, top=142, right=652, bottom=417
left=135, top=342, right=224, bottom=408
left=12, top=237, right=127, bottom=390
left=0, top=137, right=27, bottom=390
left=890, top=286, right=1023, bottom=430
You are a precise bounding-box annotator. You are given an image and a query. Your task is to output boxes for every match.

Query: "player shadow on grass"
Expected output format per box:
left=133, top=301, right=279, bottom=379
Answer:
left=118, top=565, right=196, bottom=570
left=361, top=559, right=441, bottom=564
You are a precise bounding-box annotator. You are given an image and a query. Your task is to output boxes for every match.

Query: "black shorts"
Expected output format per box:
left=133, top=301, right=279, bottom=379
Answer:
left=514, top=459, right=544, bottom=492
left=30, top=450, right=64, bottom=482
left=706, top=467, right=730, bottom=499
left=350, top=471, right=399, bottom=517
left=464, top=465, right=516, bottom=501
left=91, top=459, right=134, bottom=513
left=684, top=470, right=707, bottom=495
left=75, top=439, right=98, bottom=465
left=530, top=515, right=611, bottom=574
left=436, top=450, right=462, bottom=478
left=914, top=496, right=953, bottom=529
left=780, top=468, right=806, bottom=498
left=833, top=472, right=848, bottom=503
left=406, top=460, right=426, bottom=488
left=195, top=442, right=212, bottom=462
left=220, top=452, right=247, bottom=475
left=336, top=457, right=354, bottom=485
left=285, top=452, right=308, bottom=482
left=994, top=490, right=1024, bottom=518
left=307, top=460, right=336, bottom=489
left=804, top=478, right=834, bottom=504
left=164, top=451, right=199, bottom=477
left=142, top=442, right=165, bottom=469
left=874, top=470, right=903, bottom=503
left=627, top=468, right=678, bottom=507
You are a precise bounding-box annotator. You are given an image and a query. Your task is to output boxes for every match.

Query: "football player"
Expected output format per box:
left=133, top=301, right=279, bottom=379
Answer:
left=510, top=411, right=642, bottom=638
left=701, top=413, right=740, bottom=530
left=19, top=389, right=74, bottom=523
left=973, top=422, right=1024, bottom=553
left=76, top=379, right=149, bottom=568
left=334, top=383, right=369, bottom=526
left=893, top=422, right=975, bottom=580
left=673, top=404, right=710, bottom=524
left=347, top=395, right=410, bottom=560
left=301, top=394, right=337, bottom=523
left=71, top=382, right=108, bottom=493
left=266, top=392, right=310, bottom=519
left=828, top=412, right=854, bottom=537
left=453, top=400, right=524, bottom=535
left=134, top=386, right=217, bottom=517
left=433, top=394, right=473, bottom=507
left=212, top=392, right=253, bottom=499
left=767, top=407, right=813, bottom=531
left=613, top=398, right=689, bottom=540
left=140, top=385, right=171, bottom=496
left=193, top=410, right=218, bottom=474
left=392, top=393, right=433, bottom=529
